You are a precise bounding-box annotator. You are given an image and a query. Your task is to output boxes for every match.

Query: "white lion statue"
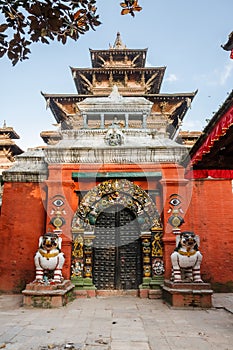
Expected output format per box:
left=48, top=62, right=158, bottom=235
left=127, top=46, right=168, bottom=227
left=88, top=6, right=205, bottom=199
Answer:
left=171, top=231, right=203, bottom=283
left=34, top=232, right=65, bottom=284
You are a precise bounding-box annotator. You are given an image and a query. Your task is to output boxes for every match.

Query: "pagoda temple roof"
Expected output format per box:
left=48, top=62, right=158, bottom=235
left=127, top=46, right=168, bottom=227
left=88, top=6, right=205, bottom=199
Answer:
left=89, top=33, right=147, bottom=67
left=40, top=130, right=61, bottom=145
left=42, top=92, right=195, bottom=120
left=70, top=66, right=166, bottom=95
left=184, top=90, right=233, bottom=172
left=0, top=125, right=20, bottom=139
left=0, top=137, right=23, bottom=155
left=89, top=48, right=148, bottom=68
left=42, top=34, right=196, bottom=143
left=42, top=91, right=196, bottom=140
left=0, top=121, right=23, bottom=155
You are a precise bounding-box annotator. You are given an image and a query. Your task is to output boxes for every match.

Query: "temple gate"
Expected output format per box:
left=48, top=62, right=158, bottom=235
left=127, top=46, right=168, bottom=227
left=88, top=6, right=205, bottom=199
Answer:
left=71, top=179, right=164, bottom=293
left=93, top=205, right=141, bottom=290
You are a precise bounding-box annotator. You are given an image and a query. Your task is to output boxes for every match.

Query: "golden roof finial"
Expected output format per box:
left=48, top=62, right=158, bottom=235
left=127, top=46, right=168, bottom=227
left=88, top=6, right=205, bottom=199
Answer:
left=113, top=32, right=126, bottom=49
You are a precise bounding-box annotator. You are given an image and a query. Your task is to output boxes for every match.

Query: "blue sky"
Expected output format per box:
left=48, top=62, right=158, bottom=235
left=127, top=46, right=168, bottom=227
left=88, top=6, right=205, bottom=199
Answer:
left=0, top=0, right=233, bottom=150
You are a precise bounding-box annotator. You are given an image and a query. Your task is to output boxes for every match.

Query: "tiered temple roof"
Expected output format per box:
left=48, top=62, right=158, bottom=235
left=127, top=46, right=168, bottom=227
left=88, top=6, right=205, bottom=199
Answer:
left=0, top=121, right=23, bottom=175
left=41, top=33, right=196, bottom=143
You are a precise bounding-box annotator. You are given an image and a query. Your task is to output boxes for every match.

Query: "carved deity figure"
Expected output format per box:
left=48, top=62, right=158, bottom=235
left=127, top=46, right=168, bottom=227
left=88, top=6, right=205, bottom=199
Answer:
left=34, top=232, right=65, bottom=284
left=171, top=231, right=203, bottom=283
left=104, top=116, right=124, bottom=146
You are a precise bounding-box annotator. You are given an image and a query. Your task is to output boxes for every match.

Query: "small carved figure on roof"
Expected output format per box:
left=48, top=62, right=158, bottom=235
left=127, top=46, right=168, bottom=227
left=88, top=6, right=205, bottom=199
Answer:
left=111, top=116, right=122, bottom=128
left=105, top=116, right=124, bottom=146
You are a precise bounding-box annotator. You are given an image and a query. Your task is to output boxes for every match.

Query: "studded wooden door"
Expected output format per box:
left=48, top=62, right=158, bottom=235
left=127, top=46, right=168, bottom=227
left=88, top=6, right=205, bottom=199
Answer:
left=93, top=205, right=142, bottom=290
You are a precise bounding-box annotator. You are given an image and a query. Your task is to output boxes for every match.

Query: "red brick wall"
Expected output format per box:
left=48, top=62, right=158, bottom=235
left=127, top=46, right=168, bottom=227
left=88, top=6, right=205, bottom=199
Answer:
left=185, top=179, right=233, bottom=290
left=0, top=182, right=46, bottom=292
left=1, top=167, right=233, bottom=292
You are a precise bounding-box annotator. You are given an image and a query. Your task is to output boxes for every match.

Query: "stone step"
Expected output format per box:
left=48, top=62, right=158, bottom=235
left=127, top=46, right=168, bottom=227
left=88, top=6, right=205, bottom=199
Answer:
left=96, top=289, right=139, bottom=297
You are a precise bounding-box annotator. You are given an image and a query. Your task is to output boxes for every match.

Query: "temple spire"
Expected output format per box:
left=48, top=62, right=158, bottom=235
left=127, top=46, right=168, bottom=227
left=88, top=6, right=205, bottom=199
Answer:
left=112, top=32, right=126, bottom=49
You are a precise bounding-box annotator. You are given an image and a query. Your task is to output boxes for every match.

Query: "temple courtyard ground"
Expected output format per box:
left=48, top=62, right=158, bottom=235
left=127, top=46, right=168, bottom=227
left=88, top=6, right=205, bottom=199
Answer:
left=0, top=293, right=232, bottom=350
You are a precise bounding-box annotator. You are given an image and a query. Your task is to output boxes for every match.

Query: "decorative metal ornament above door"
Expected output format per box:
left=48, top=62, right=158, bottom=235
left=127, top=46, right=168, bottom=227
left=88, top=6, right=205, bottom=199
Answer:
left=72, top=179, right=162, bottom=233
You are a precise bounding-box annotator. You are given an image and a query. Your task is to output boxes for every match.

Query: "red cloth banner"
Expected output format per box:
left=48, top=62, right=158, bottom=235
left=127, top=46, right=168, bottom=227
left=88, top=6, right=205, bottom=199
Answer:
left=185, top=169, right=233, bottom=179
left=191, top=106, right=233, bottom=165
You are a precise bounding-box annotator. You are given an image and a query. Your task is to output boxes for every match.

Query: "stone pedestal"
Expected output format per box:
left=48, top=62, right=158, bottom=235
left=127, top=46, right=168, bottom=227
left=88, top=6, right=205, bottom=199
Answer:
left=162, top=279, right=213, bottom=308
left=22, top=280, right=75, bottom=308
left=148, top=276, right=164, bottom=299
left=71, top=276, right=96, bottom=298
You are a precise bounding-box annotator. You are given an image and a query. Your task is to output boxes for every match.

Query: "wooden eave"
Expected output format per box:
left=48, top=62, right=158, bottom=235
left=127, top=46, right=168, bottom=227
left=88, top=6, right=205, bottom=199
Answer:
left=10, top=144, right=23, bottom=155
left=221, top=31, right=233, bottom=51
left=183, top=90, right=233, bottom=169
left=89, top=48, right=148, bottom=68
left=42, top=92, right=91, bottom=123
left=0, top=127, right=20, bottom=139
left=48, top=99, right=67, bottom=124
left=145, top=92, right=196, bottom=101
left=191, top=125, right=233, bottom=169
left=146, top=92, right=197, bottom=138
left=176, top=130, right=202, bottom=147
left=42, top=92, right=196, bottom=134
left=42, top=93, right=88, bottom=101
left=40, top=130, right=61, bottom=145
left=0, top=140, right=23, bottom=155
left=71, top=67, right=166, bottom=94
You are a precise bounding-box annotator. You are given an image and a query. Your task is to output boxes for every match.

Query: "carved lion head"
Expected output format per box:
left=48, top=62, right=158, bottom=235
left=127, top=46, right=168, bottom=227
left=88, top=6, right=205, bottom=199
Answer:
left=177, top=231, right=199, bottom=252
left=39, top=233, right=61, bottom=251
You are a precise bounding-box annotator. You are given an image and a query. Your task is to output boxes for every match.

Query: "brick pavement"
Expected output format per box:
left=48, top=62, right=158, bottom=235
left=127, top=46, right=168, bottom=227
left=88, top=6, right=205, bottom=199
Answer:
left=0, top=294, right=233, bottom=350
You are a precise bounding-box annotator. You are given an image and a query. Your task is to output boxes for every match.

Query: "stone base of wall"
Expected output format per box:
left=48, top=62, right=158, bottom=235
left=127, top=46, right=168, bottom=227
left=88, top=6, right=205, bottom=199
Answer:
left=162, top=279, right=213, bottom=308
left=22, top=280, right=75, bottom=308
left=74, top=288, right=163, bottom=299
left=139, top=288, right=162, bottom=299
left=74, top=289, right=140, bottom=298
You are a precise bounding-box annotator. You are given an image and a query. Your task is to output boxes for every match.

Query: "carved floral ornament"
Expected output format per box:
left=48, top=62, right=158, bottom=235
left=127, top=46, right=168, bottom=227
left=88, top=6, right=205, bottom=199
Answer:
left=72, top=179, right=162, bottom=232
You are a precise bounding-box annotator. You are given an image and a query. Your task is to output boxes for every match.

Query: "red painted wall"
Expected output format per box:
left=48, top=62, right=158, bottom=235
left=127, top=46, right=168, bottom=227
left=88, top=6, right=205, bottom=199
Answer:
left=185, top=179, right=233, bottom=290
left=1, top=164, right=233, bottom=292
left=0, top=182, right=46, bottom=292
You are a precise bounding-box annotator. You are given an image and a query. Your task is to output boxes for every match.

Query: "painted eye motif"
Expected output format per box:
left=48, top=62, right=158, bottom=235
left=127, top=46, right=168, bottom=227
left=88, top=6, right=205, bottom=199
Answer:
left=169, top=198, right=181, bottom=206
left=53, top=199, right=64, bottom=207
